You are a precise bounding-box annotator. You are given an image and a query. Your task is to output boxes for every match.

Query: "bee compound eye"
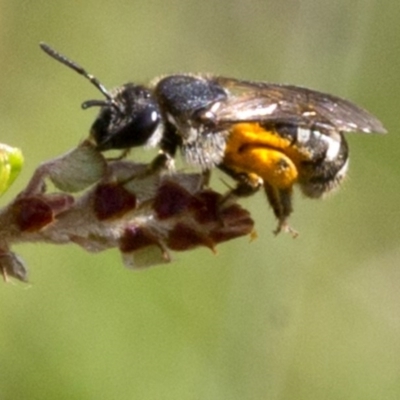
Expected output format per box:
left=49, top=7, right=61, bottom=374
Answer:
left=123, top=104, right=161, bottom=148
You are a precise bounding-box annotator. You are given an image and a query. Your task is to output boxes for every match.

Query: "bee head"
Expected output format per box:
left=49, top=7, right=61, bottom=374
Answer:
left=40, top=43, right=162, bottom=152
left=83, top=83, right=161, bottom=151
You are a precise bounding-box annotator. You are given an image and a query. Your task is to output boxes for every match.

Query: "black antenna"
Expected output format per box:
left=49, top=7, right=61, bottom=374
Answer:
left=39, top=42, right=120, bottom=111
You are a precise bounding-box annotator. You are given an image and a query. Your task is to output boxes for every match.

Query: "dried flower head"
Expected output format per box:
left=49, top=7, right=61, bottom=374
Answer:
left=0, top=141, right=254, bottom=282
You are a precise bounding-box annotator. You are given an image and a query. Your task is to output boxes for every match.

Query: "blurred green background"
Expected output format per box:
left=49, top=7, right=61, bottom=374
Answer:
left=1, top=1, right=399, bottom=399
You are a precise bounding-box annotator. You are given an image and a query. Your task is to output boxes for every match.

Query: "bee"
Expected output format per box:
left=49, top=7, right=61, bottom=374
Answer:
left=40, top=43, right=386, bottom=235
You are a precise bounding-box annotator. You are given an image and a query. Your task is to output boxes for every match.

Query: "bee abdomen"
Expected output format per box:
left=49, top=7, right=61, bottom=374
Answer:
left=274, top=124, right=349, bottom=197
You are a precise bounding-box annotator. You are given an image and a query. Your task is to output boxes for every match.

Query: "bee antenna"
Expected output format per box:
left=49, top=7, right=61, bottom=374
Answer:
left=39, top=42, right=113, bottom=103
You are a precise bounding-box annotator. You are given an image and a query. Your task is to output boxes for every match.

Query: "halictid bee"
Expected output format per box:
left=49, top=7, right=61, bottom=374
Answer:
left=40, top=43, right=386, bottom=235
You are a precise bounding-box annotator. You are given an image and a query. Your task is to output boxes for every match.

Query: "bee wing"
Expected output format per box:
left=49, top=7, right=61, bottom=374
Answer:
left=211, top=77, right=386, bottom=134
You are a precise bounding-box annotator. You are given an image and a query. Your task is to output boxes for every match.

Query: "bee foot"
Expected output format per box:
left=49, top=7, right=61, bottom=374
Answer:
left=273, top=220, right=298, bottom=238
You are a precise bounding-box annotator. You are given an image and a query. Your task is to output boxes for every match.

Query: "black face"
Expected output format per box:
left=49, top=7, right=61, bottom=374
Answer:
left=87, top=83, right=161, bottom=151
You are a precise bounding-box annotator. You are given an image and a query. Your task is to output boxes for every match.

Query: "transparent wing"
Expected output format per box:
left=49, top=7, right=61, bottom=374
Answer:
left=209, top=77, right=386, bottom=134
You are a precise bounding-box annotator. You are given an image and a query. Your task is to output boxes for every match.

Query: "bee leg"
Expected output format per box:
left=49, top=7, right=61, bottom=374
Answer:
left=218, top=165, right=262, bottom=199
left=214, top=171, right=261, bottom=228
left=202, top=169, right=212, bottom=187
left=133, top=151, right=175, bottom=180
left=149, top=151, right=175, bottom=173
left=231, top=176, right=262, bottom=197
left=116, top=151, right=175, bottom=186
left=263, top=183, right=298, bottom=237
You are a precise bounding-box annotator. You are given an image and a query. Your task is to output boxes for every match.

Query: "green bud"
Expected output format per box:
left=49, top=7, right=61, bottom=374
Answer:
left=0, top=144, right=24, bottom=196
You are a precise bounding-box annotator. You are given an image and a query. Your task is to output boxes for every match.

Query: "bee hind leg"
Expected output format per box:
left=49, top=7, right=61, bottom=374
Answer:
left=217, top=166, right=298, bottom=237
left=263, top=183, right=298, bottom=237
